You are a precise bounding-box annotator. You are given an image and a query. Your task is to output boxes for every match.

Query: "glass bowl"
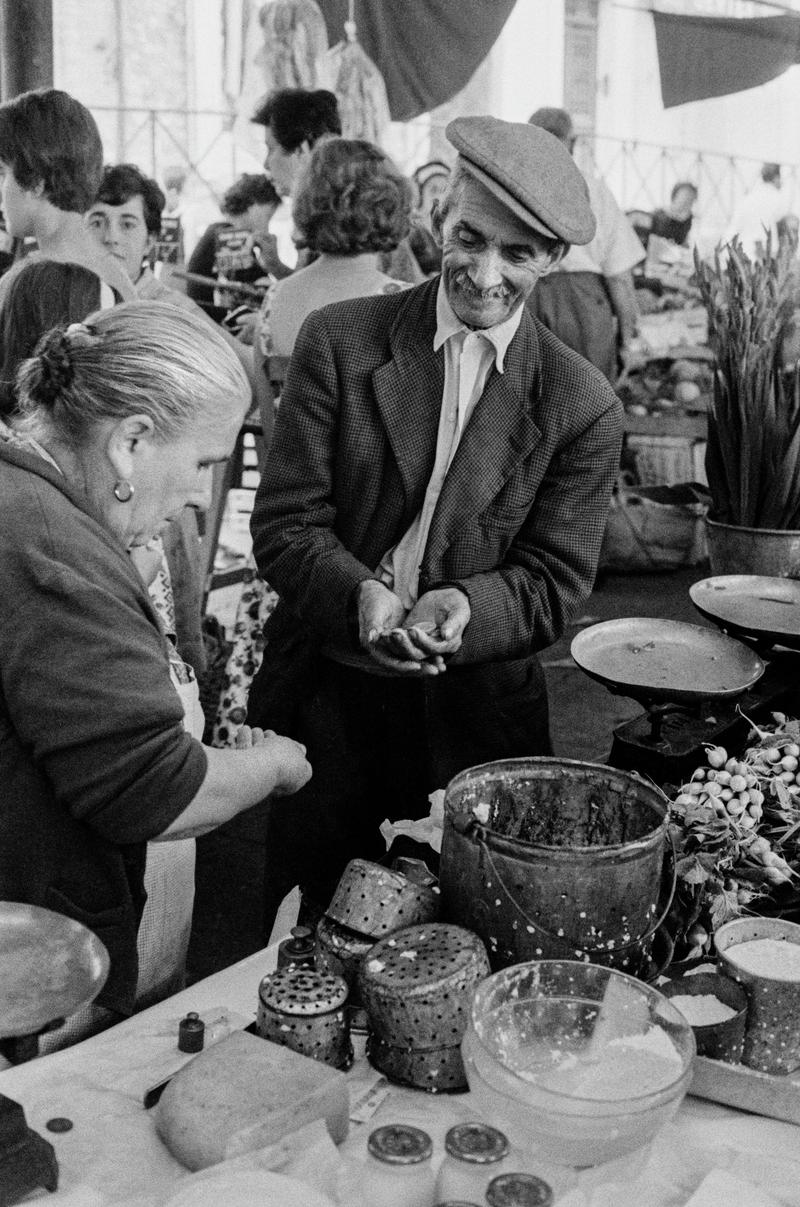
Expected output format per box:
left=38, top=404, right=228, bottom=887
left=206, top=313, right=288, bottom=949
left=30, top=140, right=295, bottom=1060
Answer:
left=462, top=960, right=695, bottom=1167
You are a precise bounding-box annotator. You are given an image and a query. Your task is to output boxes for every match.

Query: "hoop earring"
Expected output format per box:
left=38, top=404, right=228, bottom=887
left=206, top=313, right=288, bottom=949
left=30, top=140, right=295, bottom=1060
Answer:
left=113, top=479, right=134, bottom=503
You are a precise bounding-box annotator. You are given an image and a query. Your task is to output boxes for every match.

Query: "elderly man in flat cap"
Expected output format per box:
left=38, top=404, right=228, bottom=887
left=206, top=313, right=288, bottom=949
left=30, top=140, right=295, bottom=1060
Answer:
left=248, top=115, right=623, bottom=933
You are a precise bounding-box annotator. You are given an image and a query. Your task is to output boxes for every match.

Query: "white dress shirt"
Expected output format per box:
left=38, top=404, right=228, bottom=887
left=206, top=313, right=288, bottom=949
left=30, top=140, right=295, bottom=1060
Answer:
left=379, top=279, right=524, bottom=609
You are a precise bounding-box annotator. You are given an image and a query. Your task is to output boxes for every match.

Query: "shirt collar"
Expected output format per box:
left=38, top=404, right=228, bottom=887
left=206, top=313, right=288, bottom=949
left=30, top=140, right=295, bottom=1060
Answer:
left=433, top=276, right=524, bottom=373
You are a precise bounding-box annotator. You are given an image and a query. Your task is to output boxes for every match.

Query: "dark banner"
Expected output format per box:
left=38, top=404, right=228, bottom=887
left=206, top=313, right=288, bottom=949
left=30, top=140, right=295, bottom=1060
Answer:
left=317, top=0, right=517, bottom=121
left=653, top=10, right=800, bottom=109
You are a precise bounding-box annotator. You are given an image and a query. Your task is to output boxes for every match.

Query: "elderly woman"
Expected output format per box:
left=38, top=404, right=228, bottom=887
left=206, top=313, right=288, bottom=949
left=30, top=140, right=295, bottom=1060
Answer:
left=214, top=138, right=412, bottom=751
left=0, top=301, right=310, bottom=1043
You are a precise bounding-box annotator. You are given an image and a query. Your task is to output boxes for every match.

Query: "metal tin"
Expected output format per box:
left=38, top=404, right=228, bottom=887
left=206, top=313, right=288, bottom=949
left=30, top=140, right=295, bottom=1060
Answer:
left=326, top=858, right=440, bottom=937
left=444, top=1123, right=509, bottom=1163
left=368, top=1124, right=433, bottom=1164
left=486, top=1172, right=553, bottom=1207
left=277, top=925, right=316, bottom=969
left=366, top=1033, right=468, bottom=1092
left=358, top=923, right=490, bottom=1048
left=256, top=966, right=353, bottom=1070
left=315, top=914, right=373, bottom=1031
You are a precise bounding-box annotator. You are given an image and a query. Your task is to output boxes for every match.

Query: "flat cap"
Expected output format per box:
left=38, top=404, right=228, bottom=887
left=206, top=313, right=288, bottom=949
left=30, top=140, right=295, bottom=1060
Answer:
left=446, top=115, right=596, bottom=245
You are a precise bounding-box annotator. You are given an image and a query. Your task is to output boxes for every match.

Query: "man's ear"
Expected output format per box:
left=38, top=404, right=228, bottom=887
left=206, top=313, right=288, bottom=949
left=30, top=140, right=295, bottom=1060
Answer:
left=430, top=199, right=444, bottom=248
left=538, top=242, right=568, bottom=278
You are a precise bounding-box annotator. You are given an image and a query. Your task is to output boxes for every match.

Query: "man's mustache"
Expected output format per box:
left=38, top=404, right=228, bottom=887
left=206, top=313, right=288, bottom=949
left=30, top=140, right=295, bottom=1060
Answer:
left=452, top=269, right=510, bottom=300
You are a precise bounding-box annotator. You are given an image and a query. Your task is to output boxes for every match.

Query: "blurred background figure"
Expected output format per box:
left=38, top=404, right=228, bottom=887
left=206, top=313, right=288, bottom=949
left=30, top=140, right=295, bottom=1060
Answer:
left=258, top=136, right=411, bottom=358
left=158, top=164, right=188, bottom=267
left=184, top=172, right=290, bottom=327
left=0, top=88, right=135, bottom=303
left=162, top=164, right=187, bottom=218
left=252, top=86, right=341, bottom=200
left=251, top=85, right=422, bottom=283
left=409, top=159, right=450, bottom=276
left=527, top=106, right=644, bottom=383
left=0, top=260, right=113, bottom=416
left=633, top=181, right=698, bottom=250
left=88, top=164, right=169, bottom=293
left=726, top=162, right=794, bottom=260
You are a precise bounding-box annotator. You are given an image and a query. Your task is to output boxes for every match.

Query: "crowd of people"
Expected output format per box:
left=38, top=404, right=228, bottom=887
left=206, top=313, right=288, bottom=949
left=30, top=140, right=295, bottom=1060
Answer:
left=0, top=79, right=790, bottom=1051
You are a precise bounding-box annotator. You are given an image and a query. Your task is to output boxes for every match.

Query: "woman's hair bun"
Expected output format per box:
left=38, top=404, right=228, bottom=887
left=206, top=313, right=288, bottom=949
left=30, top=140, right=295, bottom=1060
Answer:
left=29, top=328, right=76, bottom=407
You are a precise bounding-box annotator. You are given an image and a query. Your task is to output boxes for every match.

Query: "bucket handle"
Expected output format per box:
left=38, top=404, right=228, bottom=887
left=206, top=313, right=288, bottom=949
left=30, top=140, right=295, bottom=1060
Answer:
left=473, top=825, right=677, bottom=960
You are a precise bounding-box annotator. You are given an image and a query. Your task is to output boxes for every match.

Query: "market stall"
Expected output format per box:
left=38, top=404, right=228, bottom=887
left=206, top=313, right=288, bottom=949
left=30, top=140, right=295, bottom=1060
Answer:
left=1, top=935, right=799, bottom=1207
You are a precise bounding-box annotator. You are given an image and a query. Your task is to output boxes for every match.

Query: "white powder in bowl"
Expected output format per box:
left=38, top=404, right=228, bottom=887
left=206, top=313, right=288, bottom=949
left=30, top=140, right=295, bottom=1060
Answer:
left=514, top=1026, right=683, bottom=1100
left=669, top=993, right=738, bottom=1025
left=725, top=937, right=800, bottom=980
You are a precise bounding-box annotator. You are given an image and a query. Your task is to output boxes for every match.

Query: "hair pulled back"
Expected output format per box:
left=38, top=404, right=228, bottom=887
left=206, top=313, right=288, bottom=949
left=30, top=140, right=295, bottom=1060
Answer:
left=16, top=301, right=249, bottom=446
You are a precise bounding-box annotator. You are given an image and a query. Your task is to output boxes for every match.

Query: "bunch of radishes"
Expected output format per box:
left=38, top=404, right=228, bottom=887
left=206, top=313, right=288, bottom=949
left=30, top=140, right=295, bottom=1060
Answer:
left=671, top=717, right=800, bottom=905
left=674, top=746, right=764, bottom=832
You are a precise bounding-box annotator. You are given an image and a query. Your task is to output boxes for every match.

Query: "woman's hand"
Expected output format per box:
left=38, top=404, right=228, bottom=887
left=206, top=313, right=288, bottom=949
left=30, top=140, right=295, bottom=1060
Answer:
left=155, top=731, right=311, bottom=840
left=234, top=726, right=311, bottom=796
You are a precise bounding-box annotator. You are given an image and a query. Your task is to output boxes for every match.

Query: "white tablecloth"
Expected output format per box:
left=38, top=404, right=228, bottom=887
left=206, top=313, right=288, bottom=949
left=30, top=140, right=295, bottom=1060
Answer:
left=2, top=944, right=799, bottom=1207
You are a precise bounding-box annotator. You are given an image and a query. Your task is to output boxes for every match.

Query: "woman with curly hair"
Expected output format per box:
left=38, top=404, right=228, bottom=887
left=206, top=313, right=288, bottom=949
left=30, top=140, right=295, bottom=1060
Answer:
left=257, top=137, right=413, bottom=358
left=214, top=138, right=412, bottom=752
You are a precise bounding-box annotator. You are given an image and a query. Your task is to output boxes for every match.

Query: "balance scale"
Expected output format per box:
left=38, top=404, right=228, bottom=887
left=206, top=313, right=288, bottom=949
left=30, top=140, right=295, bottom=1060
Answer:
left=571, top=576, right=800, bottom=786
left=0, top=903, right=109, bottom=1202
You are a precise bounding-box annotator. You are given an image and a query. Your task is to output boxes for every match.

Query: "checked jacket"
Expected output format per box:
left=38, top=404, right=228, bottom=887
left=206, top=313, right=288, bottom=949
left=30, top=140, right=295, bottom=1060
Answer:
left=250, top=275, right=623, bottom=671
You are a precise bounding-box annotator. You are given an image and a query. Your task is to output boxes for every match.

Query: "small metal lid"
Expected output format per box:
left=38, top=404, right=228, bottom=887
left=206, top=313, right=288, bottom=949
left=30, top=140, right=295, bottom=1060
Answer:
left=284, top=925, right=315, bottom=955
left=259, top=966, right=348, bottom=1015
left=445, top=1122, right=509, bottom=1163
left=486, top=1172, right=553, bottom=1207
left=367, top=1124, right=433, bottom=1165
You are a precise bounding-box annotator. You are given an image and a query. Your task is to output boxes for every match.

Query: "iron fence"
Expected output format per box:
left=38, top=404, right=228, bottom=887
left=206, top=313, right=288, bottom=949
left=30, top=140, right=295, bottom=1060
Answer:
left=91, top=103, right=800, bottom=244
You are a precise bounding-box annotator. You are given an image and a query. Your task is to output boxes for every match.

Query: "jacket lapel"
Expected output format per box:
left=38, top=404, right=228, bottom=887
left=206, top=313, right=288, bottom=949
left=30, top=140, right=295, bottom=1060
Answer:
left=423, top=310, right=544, bottom=566
left=372, top=280, right=443, bottom=507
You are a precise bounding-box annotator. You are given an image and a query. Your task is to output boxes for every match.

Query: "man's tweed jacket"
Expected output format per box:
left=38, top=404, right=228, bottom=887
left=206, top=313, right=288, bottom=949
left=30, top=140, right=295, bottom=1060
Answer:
left=249, top=275, right=622, bottom=712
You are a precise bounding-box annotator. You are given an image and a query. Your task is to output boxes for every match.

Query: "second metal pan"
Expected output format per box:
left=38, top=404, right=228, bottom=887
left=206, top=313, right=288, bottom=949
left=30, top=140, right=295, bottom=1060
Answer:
left=689, top=575, right=800, bottom=651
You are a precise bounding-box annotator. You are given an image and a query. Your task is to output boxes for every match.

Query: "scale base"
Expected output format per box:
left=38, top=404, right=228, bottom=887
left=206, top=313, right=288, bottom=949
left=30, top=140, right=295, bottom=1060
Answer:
left=608, top=653, right=800, bottom=787
left=0, top=1094, right=58, bottom=1205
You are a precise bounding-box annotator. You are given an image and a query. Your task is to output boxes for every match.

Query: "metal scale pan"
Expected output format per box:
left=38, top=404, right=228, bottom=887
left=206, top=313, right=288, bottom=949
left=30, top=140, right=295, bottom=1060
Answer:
left=689, top=575, right=800, bottom=651
left=570, top=617, right=765, bottom=711
left=0, top=902, right=109, bottom=1041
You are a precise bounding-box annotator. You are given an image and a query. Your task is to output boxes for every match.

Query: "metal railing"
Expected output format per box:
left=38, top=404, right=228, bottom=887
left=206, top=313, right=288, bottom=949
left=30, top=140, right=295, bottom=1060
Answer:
left=90, top=103, right=800, bottom=240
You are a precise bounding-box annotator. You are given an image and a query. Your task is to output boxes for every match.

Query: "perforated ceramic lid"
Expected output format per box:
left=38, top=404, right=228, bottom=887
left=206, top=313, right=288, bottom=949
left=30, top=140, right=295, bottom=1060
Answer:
left=258, top=967, right=348, bottom=1015
left=361, top=924, right=487, bottom=995
left=445, top=1122, right=509, bottom=1163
